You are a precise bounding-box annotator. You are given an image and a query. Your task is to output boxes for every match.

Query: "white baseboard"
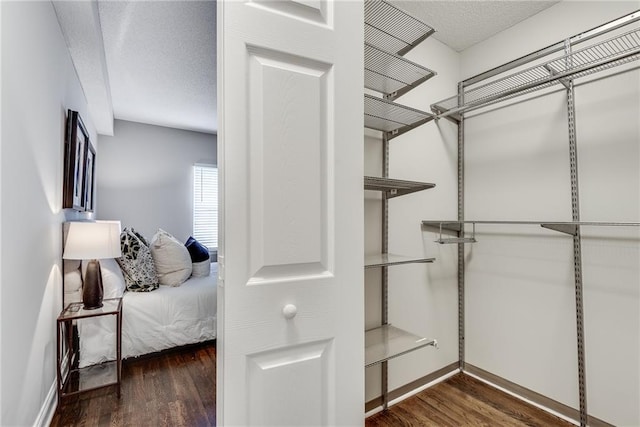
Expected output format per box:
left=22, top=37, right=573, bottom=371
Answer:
left=364, top=368, right=460, bottom=418
left=33, top=380, right=57, bottom=427
left=34, top=352, right=67, bottom=427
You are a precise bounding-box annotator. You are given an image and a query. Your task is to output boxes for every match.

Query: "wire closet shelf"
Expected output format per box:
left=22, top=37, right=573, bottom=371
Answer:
left=364, top=0, right=435, bottom=56
left=431, top=26, right=640, bottom=118
left=364, top=94, right=434, bottom=136
left=365, top=42, right=437, bottom=98
left=365, top=176, right=435, bottom=198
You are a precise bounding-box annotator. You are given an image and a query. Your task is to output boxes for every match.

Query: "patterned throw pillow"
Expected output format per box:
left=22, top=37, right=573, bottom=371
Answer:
left=116, top=227, right=159, bottom=292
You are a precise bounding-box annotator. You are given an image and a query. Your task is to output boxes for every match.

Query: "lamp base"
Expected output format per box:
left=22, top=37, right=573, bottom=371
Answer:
left=83, top=259, right=104, bottom=310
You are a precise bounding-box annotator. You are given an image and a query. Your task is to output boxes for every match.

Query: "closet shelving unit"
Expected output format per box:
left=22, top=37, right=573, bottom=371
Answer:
left=425, top=10, right=640, bottom=427
left=363, top=0, right=438, bottom=411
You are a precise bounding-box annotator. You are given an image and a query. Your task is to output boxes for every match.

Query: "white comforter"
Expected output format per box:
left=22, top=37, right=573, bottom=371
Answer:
left=78, top=266, right=217, bottom=367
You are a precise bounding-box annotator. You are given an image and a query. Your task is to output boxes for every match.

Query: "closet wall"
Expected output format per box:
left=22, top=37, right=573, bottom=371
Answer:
left=366, top=1, right=639, bottom=424
left=364, top=35, right=460, bottom=401
left=458, top=2, right=639, bottom=426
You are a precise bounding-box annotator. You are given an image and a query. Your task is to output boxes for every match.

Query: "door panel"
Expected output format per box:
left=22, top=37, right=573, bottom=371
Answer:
left=247, top=46, right=330, bottom=278
left=250, top=0, right=332, bottom=26
left=247, top=339, right=333, bottom=426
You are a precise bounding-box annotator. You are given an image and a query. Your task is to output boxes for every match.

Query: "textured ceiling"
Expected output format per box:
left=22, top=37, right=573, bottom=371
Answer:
left=390, top=0, right=561, bottom=52
left=98, top=1, right=217, bottom=134
left=56, top=1, right=560, bottom=136
left=53, top=1, right=114, bottom=135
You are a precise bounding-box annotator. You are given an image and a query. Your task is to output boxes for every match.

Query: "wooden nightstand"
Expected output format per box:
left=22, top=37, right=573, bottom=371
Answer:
left=56, top=298, right=122, bottom=404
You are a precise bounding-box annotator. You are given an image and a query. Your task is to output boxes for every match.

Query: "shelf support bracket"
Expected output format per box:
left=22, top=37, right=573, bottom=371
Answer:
left=540, top=223, right=578, bottom=236
left=387, top=73, right=437, bottom=102
left=397, top=28, right=436, bottom=56
left=422, top=221, right=462, bottom=236
left=543, top=64, right=571, bottom=89
left=431, top=106, right=461, bottom=124
left=385, top=116, right=436, bottom=141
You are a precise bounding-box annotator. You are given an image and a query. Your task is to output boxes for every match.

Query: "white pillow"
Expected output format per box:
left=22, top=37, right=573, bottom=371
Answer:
left=64, top=260, right=83, bottom=303
left=150, top=229, right=192, bottom=286
left=100, top=258, right=127, bottom=299
left=81, top=258, right=127, bottom=299
left=191, top=260, right=211, bottom=277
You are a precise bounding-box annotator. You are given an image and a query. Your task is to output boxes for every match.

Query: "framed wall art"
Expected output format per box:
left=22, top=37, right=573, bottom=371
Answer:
left=63, top=110, right=93, bottom=211
left=83, top=142, right=96, bottom=212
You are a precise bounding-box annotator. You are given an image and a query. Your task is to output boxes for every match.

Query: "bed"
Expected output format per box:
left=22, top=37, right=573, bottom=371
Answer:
left=64, top=257, right=217, bottom=368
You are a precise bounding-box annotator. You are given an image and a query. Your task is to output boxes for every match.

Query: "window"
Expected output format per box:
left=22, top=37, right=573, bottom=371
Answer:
left=193, top=164, right=218, bottom=250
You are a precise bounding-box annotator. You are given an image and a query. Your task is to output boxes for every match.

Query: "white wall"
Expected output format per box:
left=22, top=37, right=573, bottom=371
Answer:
left=97, top=120, right=217, bottom=243
left=459, top=2, right=639, bottom=425
left=1, top=2, right=97, bottom=424
left=365, top=36, right=461, bottom=401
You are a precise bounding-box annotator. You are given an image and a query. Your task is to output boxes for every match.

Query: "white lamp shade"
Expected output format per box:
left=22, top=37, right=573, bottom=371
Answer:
left=63, top=221, right=122, bottom=260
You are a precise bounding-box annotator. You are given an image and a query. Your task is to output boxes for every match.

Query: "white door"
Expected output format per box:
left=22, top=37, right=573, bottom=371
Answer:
left=217, top=1, right=364, bottom=426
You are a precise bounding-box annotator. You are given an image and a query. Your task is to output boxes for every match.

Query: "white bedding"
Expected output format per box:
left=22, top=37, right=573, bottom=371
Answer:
left=78, top=264, right=217, bottom=367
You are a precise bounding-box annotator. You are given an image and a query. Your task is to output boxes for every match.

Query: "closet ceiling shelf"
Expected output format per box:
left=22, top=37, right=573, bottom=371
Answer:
left=364, top=95, right=434, bottom=138
left=365, top=176, right=435, bottom=198
left=431, top=27, right=640, bottom=118
left=365, top=0, right=435, bottom=56
left=365, top=43, right=436, bottom=99
left=365, top=325, right=437, bottom=368
left=365, top=253, right=435, bottom=269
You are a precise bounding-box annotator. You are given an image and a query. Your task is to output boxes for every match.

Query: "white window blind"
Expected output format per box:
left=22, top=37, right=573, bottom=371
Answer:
left=193, top=164, right=218, bottom=250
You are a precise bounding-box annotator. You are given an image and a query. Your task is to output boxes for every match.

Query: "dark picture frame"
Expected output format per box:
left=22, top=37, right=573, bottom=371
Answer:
left=83, top=142, right=96, bottom=212
left=63, top=110, right=94, bottom=211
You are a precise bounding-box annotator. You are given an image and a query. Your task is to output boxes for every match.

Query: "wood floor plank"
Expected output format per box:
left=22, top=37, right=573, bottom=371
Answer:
left=51, top=341, right=217, bottom=427
left=416, top=383, right=499, bottom=426
left=390, top=400, right=447, bottom=427
left=401, top=392, right=461, bottom=426
left=447, top=374, right=573, bottom=426
left=53, top=343, right=573, bottom=427
left=168, top=352, right=210, bottom=425
left=366, top=374, right=574, bottom=427
left=428, top=382, right=528, bottom=427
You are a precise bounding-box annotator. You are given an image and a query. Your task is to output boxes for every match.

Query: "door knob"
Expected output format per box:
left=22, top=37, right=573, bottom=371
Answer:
left=282, top=304, right=297, bottom=319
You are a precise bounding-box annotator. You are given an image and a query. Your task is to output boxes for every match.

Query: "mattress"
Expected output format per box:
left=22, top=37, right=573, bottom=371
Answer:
left=78, top=265, right=217, bottom=367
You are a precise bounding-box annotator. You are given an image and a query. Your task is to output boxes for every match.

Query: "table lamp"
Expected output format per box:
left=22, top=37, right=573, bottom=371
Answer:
left=63, top=221, right=122, bottom=309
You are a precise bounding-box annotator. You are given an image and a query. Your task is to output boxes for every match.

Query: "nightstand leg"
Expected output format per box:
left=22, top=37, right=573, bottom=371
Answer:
left=56, top=321, right=62, bottom=406
left=117, top=309, right=122, bottom=398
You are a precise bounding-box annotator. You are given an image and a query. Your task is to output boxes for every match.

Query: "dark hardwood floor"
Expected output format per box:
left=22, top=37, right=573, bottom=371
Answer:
left=52, top=343, right=572, bottom=426
left=366, top=373, right=574, bottom=427
left=50, top=342, right=216, bottom=427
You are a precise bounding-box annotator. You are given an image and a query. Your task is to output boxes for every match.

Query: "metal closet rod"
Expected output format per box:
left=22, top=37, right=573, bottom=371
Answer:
left=424, top=220, right=640, bottom=226
left=423, top=220, right=640, bottom=238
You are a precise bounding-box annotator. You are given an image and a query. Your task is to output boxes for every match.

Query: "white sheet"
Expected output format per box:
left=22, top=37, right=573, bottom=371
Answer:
left=78, top=264, right=217, bottom=367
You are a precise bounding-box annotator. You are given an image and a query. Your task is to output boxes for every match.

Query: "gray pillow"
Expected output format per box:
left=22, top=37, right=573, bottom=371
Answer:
left=116, top=227, right=159, bottom=292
